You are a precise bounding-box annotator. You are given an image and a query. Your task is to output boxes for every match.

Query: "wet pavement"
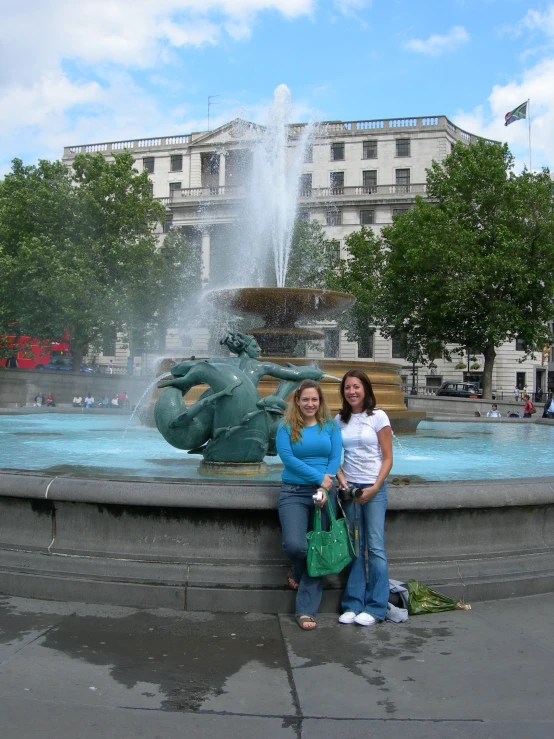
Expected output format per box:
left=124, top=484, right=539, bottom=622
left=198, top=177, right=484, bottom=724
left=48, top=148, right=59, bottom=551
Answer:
left=0, top=593, right=552, bottom=738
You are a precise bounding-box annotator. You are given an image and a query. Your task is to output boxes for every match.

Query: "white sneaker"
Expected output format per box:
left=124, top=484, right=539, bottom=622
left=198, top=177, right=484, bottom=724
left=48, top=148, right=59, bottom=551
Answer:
left=354, top=612, right=377, bottom=626
left=338, top=611, right=357, bottom=624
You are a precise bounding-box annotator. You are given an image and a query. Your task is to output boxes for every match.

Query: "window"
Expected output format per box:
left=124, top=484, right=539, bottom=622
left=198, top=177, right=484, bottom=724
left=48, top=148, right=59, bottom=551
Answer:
left=143, top=157, right=155, bottom=173
left=169, top=182, right=182, bottom=197
left=297, top=209, right=310, bottom=222
left=393, top=207, right=410, bottom=217
left=396, top=138, right=411, bottom=157
left=299, top=173, right=312, bottom=196
left=363, top=140, right=377, bottom=159
left=360, top=209, right=375, bottom=225
left=170, top=155, right=183, bottom=172
left=395, top=169, right=410, bottom=194
left=324, top=239, right=341, bottom=266
left=330, top=142, right=344, bottom=161
left=326, top=209, right=342, bottom=226
left=392, top=334, right=407, bottom=358
left=362, top=170, right=377, bottom=193
left=209, top=153, right=220, bottom=175
left=358, top=333, right=374, bottom=358
left=304, top=144, right=313, bottom=163
left=163, top=213, right=173, bottom=233
left=330, top=171, right=344, bottom=194
left=515, top=337, right=526, bottom=351
left=324, top=329, right=340, bottom=358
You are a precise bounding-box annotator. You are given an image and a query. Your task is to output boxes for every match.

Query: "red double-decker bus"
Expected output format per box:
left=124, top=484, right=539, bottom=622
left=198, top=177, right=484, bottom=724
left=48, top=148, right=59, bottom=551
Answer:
left=0, top=334, right=71, bottom=370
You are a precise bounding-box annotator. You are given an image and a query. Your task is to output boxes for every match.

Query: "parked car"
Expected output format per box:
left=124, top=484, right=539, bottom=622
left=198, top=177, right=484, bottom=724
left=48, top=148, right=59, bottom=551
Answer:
left=35, top=357, right=95, bottom=374
left=436, top=381, right=482, bottom=398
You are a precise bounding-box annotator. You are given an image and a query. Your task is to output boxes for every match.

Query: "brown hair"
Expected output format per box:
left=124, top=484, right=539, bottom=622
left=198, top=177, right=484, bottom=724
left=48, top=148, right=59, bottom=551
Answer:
left=283, top=380, right=331, bottom=443
left=338, top=369, right=376, bottom=424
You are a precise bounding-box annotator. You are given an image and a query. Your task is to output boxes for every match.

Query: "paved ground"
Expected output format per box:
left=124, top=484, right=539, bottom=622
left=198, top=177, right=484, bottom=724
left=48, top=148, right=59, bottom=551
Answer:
left=0, top=593, right=552, bottom=739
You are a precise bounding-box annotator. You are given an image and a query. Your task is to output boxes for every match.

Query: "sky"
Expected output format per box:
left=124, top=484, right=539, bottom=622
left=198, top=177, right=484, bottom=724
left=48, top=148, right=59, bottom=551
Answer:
left=1, top=0, right=553, bottom=175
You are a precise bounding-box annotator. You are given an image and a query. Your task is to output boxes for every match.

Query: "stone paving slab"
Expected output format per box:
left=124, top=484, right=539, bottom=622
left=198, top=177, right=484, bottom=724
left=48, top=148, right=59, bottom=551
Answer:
left=0, top=593, right=552, bottom=738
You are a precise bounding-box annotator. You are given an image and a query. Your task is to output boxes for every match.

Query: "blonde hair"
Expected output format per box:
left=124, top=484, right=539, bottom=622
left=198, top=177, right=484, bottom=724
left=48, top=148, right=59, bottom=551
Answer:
left=283, top=380, right=331, bottom=444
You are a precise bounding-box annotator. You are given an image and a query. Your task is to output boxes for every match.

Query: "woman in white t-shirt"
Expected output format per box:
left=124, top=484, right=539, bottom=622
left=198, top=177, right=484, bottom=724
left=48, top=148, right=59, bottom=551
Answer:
left=335, top=369, right=393, bottom=627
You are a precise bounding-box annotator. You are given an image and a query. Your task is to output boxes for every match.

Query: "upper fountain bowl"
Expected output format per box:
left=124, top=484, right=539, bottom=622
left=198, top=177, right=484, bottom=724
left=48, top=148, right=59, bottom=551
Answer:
left=208, top=287, right=355, bottom=328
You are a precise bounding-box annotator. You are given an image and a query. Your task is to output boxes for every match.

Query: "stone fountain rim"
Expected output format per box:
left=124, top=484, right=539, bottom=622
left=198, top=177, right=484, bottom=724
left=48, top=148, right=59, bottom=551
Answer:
left=1, top=469, right=552, bottom=512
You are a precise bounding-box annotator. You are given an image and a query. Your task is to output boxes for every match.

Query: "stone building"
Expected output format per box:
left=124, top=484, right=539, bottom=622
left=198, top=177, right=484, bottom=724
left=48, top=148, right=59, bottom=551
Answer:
left=62, top=115, right=553, bottom=394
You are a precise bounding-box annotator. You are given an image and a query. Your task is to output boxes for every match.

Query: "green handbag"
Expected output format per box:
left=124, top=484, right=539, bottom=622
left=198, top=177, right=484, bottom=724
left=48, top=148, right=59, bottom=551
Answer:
left=306, top=499, right=355, bottom=577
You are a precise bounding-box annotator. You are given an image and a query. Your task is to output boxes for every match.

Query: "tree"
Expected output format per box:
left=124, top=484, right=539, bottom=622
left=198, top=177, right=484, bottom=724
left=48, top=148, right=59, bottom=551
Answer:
left=285, top=219, right=340, bottom=288
left=329, top=141, right=554, bottom=398
left=326, top=226, right=384, bottom=347
left=0, top=152, right=167, bottom=370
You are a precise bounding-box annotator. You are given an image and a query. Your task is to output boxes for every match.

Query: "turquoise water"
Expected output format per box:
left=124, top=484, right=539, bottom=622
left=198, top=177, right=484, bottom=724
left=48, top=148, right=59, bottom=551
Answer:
left=0, top=415, right=552, bottom=482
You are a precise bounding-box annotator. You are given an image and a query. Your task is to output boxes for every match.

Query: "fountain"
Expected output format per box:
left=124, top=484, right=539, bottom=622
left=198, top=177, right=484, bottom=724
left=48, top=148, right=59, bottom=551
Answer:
left=0, top=85, right=551, bottom=612
left=152, top=85, right=423, bottom=473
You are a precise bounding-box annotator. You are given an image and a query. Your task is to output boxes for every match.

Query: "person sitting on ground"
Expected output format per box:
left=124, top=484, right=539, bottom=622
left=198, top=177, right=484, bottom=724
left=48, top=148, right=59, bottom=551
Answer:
left=99, top=395, right=110, bottom=408
left=474, top=411, right=481, bottom=417
left=486, top=404, right=501, bottom=418
left=44, top=393, right=56, bottom=407
left=33, top=392, right=44, bottom=407
left=523, top=395, right=535, bottom=418
left=84, top=393, right=95, bottom=409
left=111, top=394, right=119, bottom=407
left=72, top=395, right=83, bottom=407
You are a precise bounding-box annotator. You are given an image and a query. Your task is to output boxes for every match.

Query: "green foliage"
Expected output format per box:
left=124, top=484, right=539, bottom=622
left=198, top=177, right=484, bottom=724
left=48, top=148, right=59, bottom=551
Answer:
left=326, top=226, right=383, bottom=344
left=337, top=139, right=554, bottom=397
left=0, top=152, right=184, bottom=369
left=285, top=220, right=339, bottom=288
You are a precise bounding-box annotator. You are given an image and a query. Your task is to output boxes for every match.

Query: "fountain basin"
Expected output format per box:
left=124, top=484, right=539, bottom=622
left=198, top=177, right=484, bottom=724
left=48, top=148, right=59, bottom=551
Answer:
left=0, top=468, right=552, bottom=611
left=0, top=415, right=553, bottom=611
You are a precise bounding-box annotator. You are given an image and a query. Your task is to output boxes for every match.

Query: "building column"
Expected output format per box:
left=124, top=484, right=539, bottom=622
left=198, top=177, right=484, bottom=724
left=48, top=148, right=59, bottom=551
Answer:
left=190, top=151, right=202, bottom=188
left=201, top=229, right=211, bottom=284
left=218, top=152, right=226, bottom=190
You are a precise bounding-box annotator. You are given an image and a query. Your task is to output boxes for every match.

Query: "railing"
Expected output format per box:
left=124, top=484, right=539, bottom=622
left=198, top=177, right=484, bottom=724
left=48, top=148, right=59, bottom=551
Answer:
left=65, top=134, right=192, bottom=157
left=160, top=183, right=427, bottom=203
left=64, top=116, right=490, bottom=158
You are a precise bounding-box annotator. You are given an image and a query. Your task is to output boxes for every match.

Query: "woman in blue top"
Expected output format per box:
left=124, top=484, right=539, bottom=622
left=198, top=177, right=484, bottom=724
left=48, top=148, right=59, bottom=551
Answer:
left=276, top=380, right=342, bottom=630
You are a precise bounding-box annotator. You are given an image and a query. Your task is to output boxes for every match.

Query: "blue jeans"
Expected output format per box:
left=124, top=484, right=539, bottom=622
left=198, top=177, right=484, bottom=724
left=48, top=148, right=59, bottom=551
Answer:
left=341, top=481, right=388, bottom=621
left=278, top=484, right=335, bottom=619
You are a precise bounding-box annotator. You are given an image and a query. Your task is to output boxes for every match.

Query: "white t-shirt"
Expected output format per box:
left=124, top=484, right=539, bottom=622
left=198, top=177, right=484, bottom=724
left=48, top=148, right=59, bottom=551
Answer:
left=335, top=409, right=391, bottom=484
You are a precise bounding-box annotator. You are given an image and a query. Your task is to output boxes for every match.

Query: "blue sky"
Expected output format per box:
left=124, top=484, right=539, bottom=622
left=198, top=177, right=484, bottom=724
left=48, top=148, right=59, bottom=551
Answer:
left=1, top=0, right=553, bottom=174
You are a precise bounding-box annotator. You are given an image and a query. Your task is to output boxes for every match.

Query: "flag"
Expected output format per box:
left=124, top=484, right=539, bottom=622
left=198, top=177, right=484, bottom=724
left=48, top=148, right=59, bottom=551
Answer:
left=504, top=101, right=527, bottom=126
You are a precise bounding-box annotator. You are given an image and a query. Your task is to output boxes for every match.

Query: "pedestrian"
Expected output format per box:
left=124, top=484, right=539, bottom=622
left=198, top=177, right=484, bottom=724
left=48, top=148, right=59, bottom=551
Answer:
left=513, top=385, right=520, bottom=401
left=335, top=369, right=393, bottom=627
left=523, top=395, right=535, bottom=418
left=543, top=393, right=554, bottom=419
left=108, top=360, right=113, bottom=375
left=276, top=380, right=342, bottom=631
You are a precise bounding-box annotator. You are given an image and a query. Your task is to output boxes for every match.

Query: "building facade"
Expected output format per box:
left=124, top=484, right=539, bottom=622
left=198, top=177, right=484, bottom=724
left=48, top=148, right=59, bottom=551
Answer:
left=62, top=116, right=553, bottom=394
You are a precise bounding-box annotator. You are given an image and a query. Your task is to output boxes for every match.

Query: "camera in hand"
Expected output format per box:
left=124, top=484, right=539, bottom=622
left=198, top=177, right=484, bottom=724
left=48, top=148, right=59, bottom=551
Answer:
left=338, top=485, right=364, bottom=501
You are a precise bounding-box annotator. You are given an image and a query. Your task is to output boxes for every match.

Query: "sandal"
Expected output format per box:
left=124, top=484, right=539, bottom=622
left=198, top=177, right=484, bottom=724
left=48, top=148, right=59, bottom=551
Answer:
left=286, top=570, right=299, bottom=591
left=296, top=615, right=317, bottom=631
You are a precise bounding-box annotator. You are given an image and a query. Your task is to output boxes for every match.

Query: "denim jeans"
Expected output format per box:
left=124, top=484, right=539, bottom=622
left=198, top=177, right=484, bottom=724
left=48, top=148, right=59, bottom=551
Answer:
left=278, top=484, right=335, bottom=619
left=341, top=481, right=388, bottom=621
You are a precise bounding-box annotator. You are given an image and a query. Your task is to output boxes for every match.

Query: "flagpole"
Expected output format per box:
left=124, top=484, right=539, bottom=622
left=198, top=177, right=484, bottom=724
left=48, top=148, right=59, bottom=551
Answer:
left=528, top=98, right=532, bottom=171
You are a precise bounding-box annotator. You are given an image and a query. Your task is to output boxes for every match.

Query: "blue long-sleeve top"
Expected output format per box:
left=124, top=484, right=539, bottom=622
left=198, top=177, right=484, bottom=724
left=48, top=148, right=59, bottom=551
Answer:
left=276, top=421, right=342, bottom=486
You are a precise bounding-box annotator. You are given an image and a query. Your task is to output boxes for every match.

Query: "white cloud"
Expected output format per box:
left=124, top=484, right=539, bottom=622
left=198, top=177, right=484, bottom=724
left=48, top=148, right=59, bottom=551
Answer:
left=513, top=5, right=554, bottom=38
left=454, top=57, right=554, bottom=170
left=404, top=25, right=469, bottom=56
left=0, top=0, right=319, bottom=168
